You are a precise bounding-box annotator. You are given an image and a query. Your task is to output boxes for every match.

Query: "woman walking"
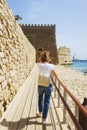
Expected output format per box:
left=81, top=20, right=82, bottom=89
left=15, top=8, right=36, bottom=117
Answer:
left=37, top=51, right=58, bottom=124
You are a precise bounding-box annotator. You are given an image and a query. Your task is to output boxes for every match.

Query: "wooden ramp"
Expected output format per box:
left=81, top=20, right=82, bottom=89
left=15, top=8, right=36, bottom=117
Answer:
left=0, top=64, right=70, bottom=130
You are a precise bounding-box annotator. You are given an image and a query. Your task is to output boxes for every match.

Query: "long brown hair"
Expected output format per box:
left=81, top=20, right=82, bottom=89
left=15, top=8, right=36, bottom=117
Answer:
left=37, top=51, right=51, bottom=63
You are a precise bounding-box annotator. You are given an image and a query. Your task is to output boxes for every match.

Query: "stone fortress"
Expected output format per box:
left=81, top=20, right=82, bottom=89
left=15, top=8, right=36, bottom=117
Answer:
left=20, top=24, right=58, bottom=64
left=0, top=0, right=72, bottom=117
left=20, top=24, right=72, bottom=65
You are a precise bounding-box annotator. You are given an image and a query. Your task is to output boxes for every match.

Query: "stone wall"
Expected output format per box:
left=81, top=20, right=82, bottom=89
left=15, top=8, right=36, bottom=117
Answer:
left=20, top=24, right=58, bottom=64
left=0, top=0, right=36, bottom=117
left=58, top=47, right=72, bottom=64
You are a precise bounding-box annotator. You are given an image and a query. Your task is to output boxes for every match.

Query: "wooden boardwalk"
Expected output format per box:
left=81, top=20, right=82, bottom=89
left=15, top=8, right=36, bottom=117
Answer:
left=0, top=64, right=69, bottom=130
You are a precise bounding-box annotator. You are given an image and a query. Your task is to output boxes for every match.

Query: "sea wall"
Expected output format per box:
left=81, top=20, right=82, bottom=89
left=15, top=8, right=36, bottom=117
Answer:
left=0, top=0, right=36, bottom=117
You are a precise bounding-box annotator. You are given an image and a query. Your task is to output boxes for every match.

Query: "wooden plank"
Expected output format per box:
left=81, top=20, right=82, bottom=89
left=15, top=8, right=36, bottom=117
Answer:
left=50, top=98, right=59, bottom=124
left=61, top=124, right=70, bottom=130
left=45, top=110, right=53, bottom=130
left=0, top=75, right=33, bottom=130
left=0, top=64, right=39, bottom=130
left=56, top=108, right=63, bottom=123
left=27, top=81, right=37, bottom=130
left=44, top=97, right=56, bottom=130
left=9, top=70, right=38, bottom=130
left=8, top=76, right=34, bottom=130
left=55, top=125, right=61, bottom=130
left=49, top=97, right=62, bottom=130
left=35, top=89, right=42, bottom=130
left=53, top=98, right=58, bottom=107
left=17, top=75, right=37, bottom=130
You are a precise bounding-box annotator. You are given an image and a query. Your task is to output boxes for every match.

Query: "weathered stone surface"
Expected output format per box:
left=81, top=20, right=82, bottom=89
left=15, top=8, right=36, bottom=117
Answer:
left=0, top=0, right=36, bottom=117
left=58, top=47, right=72, bottom=65
left=20, top=24, right=58, bottom=64
left=0, top=75, right=5, bottom=83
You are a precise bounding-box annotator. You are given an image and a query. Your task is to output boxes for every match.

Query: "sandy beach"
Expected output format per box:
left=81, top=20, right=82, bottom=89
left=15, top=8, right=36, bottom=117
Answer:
left=55, top=65, right=87, bottom=104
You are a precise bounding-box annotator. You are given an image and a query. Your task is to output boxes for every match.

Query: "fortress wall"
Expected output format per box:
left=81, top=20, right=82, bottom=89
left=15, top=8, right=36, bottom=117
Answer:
left=0, top=0, right=36, bottom=117
left=20, top=24, right=58, bottom=64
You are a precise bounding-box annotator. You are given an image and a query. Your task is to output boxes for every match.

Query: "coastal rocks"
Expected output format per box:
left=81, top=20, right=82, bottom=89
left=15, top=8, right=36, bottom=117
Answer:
left=55, top=65, right=87, bottom=103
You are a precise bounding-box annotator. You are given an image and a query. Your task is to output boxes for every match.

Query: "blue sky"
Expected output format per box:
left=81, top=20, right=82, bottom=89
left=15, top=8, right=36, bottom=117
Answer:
left=6, top=0, right=87, bottom=60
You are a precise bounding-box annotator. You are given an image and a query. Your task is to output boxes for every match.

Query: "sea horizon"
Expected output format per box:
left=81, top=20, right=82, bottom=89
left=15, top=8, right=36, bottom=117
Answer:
left=70, top=60, right=87, bottom=73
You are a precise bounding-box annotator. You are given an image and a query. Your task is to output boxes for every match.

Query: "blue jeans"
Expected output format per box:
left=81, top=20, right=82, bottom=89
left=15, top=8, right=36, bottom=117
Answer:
left=38, top=83, right=52, bottom=119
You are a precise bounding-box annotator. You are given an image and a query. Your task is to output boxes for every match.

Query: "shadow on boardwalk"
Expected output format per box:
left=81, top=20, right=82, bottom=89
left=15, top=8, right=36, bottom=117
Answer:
left=1, top=116, right=52, bottom=130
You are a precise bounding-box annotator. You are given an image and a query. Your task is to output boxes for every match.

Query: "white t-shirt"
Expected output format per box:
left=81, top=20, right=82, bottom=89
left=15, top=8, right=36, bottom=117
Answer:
left=37, top=62, right=54, bottom=77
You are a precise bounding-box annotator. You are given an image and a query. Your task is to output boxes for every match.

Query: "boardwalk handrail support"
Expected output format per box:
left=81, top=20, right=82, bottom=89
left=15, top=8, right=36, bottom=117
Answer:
left=51, top=74, right=87, bottom=130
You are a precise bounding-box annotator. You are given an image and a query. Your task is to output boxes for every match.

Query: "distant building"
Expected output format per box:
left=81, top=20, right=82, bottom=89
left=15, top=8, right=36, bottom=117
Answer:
left=58, top=47, right=72, bottom=64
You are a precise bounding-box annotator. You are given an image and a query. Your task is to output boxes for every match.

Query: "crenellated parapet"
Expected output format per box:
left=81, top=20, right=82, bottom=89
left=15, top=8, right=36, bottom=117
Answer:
left=20, top=23, right=55, bottom=27
left=20, top=24, right=55, bottom=31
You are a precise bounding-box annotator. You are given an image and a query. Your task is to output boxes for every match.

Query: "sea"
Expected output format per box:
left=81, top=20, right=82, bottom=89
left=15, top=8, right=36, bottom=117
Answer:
left=70, top=60, right=87, bottom=73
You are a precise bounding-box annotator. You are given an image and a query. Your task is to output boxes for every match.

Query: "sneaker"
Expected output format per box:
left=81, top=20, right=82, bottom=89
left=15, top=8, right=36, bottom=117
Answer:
left=42, top=118, right=48, bottom=124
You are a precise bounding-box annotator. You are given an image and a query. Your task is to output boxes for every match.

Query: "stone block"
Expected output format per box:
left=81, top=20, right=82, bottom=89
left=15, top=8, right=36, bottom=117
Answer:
left=1, top=80, right=7, bottom=89
left=0, top=75, right=5, bottom=83
left=0, top=52, right=4, bottom=57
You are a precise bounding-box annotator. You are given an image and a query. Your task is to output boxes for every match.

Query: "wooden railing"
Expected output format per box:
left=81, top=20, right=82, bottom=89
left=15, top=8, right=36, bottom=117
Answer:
left=51, top=75, right=87, bottom=130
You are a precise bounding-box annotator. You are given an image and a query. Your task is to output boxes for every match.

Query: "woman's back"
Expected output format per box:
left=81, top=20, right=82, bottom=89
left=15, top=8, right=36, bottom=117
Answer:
left=37, top=62, right=54, bottom=76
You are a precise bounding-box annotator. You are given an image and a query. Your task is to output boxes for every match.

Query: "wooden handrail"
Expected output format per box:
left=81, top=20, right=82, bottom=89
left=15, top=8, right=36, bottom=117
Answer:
left=57, top=77, right=87, bottom=117
left=51, top=75, right=87, bottom=130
